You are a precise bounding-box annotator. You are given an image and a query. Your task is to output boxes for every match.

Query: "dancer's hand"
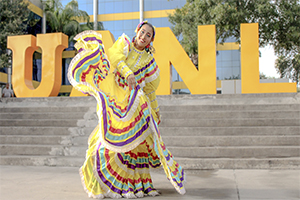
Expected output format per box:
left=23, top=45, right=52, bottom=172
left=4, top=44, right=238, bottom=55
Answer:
left=156, top=110, right=160, bottom=118
left=156, top=110, right=160, bottom=120
left=127, top=74, right=136, bottom=90
left=156, top=110, right=161, bottom=125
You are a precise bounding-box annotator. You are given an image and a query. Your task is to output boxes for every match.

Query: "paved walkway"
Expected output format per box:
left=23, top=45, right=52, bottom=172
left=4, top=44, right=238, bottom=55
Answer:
left=0, top=166, right=299, bottom=200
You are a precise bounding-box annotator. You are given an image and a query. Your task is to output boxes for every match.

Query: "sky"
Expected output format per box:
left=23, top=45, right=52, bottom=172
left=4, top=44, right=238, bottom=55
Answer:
left=259, top=45, right=280, bottom=78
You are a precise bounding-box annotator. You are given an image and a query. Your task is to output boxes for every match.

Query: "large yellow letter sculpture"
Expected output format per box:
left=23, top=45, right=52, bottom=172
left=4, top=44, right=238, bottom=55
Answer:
left=241, top=23, right=296, bottom=93
left=154, top=26, right=216, bottom=95
left=8, top=33, right=68, bottom=97
left=7, top=23, right=296, bottom=98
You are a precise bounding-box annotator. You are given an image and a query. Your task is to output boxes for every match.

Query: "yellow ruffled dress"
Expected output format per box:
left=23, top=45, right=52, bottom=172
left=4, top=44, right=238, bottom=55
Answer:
left=68, top=30, right=185, bottom=199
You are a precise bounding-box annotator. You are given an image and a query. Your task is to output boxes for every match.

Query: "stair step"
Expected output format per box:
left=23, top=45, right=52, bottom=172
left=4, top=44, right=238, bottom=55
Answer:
left=0, top=119, right=80, bottom=127
left=159, top=126, right=300, bottom=136
left=0, top=112, right=86, bottom=119
left=0, top=135, right=70, bottom=145
left=0, top=96, right=95, bottom=105
left=159, top=118, right=299, bottom=127
left=157, top=93, right=299, bottom=105
left=162, top=110, right=300, bottom=119
left=0, top=144, right=84, bottom=156
left=175, top=157, right=300, bottom=169
left=161, top=136, right=300, bottom=147
left=0, top=145, right=57, bottom=156
left=0, top=155, right=85, bottom=167
left=0, top=106, right=90, bottom=113
left=0, top=126, right=94, bottom=136
left=168, top=146, right=300, bottom=158
left=159, top=104, right=300, bottom=112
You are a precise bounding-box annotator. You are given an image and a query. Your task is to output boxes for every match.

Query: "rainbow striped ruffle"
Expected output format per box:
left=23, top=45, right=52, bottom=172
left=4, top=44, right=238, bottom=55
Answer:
left=68, top=30, right=185, bottom=198
left=80, top=126, right=162, bottom=198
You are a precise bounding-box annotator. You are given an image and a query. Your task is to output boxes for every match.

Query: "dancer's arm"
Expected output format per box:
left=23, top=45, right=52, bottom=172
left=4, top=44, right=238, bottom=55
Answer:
left=144, top=75, right=160, bottom=117
left=107, top=34, right=133, bottom=80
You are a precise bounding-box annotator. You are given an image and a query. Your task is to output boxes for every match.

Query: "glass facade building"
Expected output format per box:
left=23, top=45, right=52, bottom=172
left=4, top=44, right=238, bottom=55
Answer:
left=60, top=0, right=186, bottom=40
left=216, top=37, right=241, bottom=80
left=1, top=0, right=242, bottom=95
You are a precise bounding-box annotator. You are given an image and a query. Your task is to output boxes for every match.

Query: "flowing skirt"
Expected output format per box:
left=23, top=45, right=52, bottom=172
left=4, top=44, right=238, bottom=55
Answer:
left=68, top=30, right=185, bottom=198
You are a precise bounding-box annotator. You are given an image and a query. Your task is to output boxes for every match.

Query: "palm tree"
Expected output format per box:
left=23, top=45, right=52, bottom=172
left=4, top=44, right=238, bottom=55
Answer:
left=43, top=0, right=96, bottom=42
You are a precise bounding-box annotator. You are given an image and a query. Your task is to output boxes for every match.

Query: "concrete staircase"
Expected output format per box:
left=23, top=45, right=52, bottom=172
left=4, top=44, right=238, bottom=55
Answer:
left=0, top=97, right=97, bottom=167
left=0, top=93, right=299, bottom=169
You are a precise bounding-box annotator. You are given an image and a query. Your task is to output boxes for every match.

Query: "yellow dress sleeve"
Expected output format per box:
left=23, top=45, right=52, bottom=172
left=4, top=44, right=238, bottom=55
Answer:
left=143, top=75, right=160, bottom=113
left=107, top=34, right=133, bottom=79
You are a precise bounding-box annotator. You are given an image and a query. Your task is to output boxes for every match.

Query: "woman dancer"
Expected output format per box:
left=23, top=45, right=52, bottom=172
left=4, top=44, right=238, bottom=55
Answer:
left=68, top=21, right=185, bottom=199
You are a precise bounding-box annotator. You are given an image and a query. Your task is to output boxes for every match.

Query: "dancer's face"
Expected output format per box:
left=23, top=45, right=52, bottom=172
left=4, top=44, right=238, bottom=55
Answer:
left=135, top=24, right=153, bottom=51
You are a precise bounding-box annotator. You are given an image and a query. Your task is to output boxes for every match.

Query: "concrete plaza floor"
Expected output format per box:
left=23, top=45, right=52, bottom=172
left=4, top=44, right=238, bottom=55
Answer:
left=0, top=166, right=299, bottom=200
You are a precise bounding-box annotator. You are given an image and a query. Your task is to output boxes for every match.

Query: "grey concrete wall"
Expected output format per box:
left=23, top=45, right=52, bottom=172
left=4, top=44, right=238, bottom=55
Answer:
left=221, top=79, right=290, bottom=94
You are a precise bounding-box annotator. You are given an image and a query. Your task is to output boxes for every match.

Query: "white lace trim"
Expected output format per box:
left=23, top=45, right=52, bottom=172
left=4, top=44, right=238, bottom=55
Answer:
left=109, top=88, right=141, bottom=122
left=147, top=190, right=160, bottom=197
left=144, top=67, right=160, bottom=84
left=122, top=33, right=130, bottom=57
left=122, top=193, right=136, bottom=199
left=124, top=71, right=132, bottom=78
left=88, top=124, right=100, bottom=146
left=100, top=124, right=152, bottom=153
left=74, top=30, right=103, bottom=41
left=132, top=45, right=145, bottom=55
left=137, top=66, right=160, bottom=91
left=119, top=61, right=126, bottom=73
left=114, top=153, right=151, bottom=176
left=146, top=90, right=155, bottom=95
left=97, top=88, right=152, bottom=154
left=134, top=191, right=145, bottom=198
left=153, top=106, right=159, bottom=111
left=167, top=157, right=174, bottom=166
left=133, top=55, right=142, bottom=69
left=130, top=52, right=151, bottom=72
left=79, top=167, right=105, bottom=199
left=150, top=98, right=157, bottom=103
